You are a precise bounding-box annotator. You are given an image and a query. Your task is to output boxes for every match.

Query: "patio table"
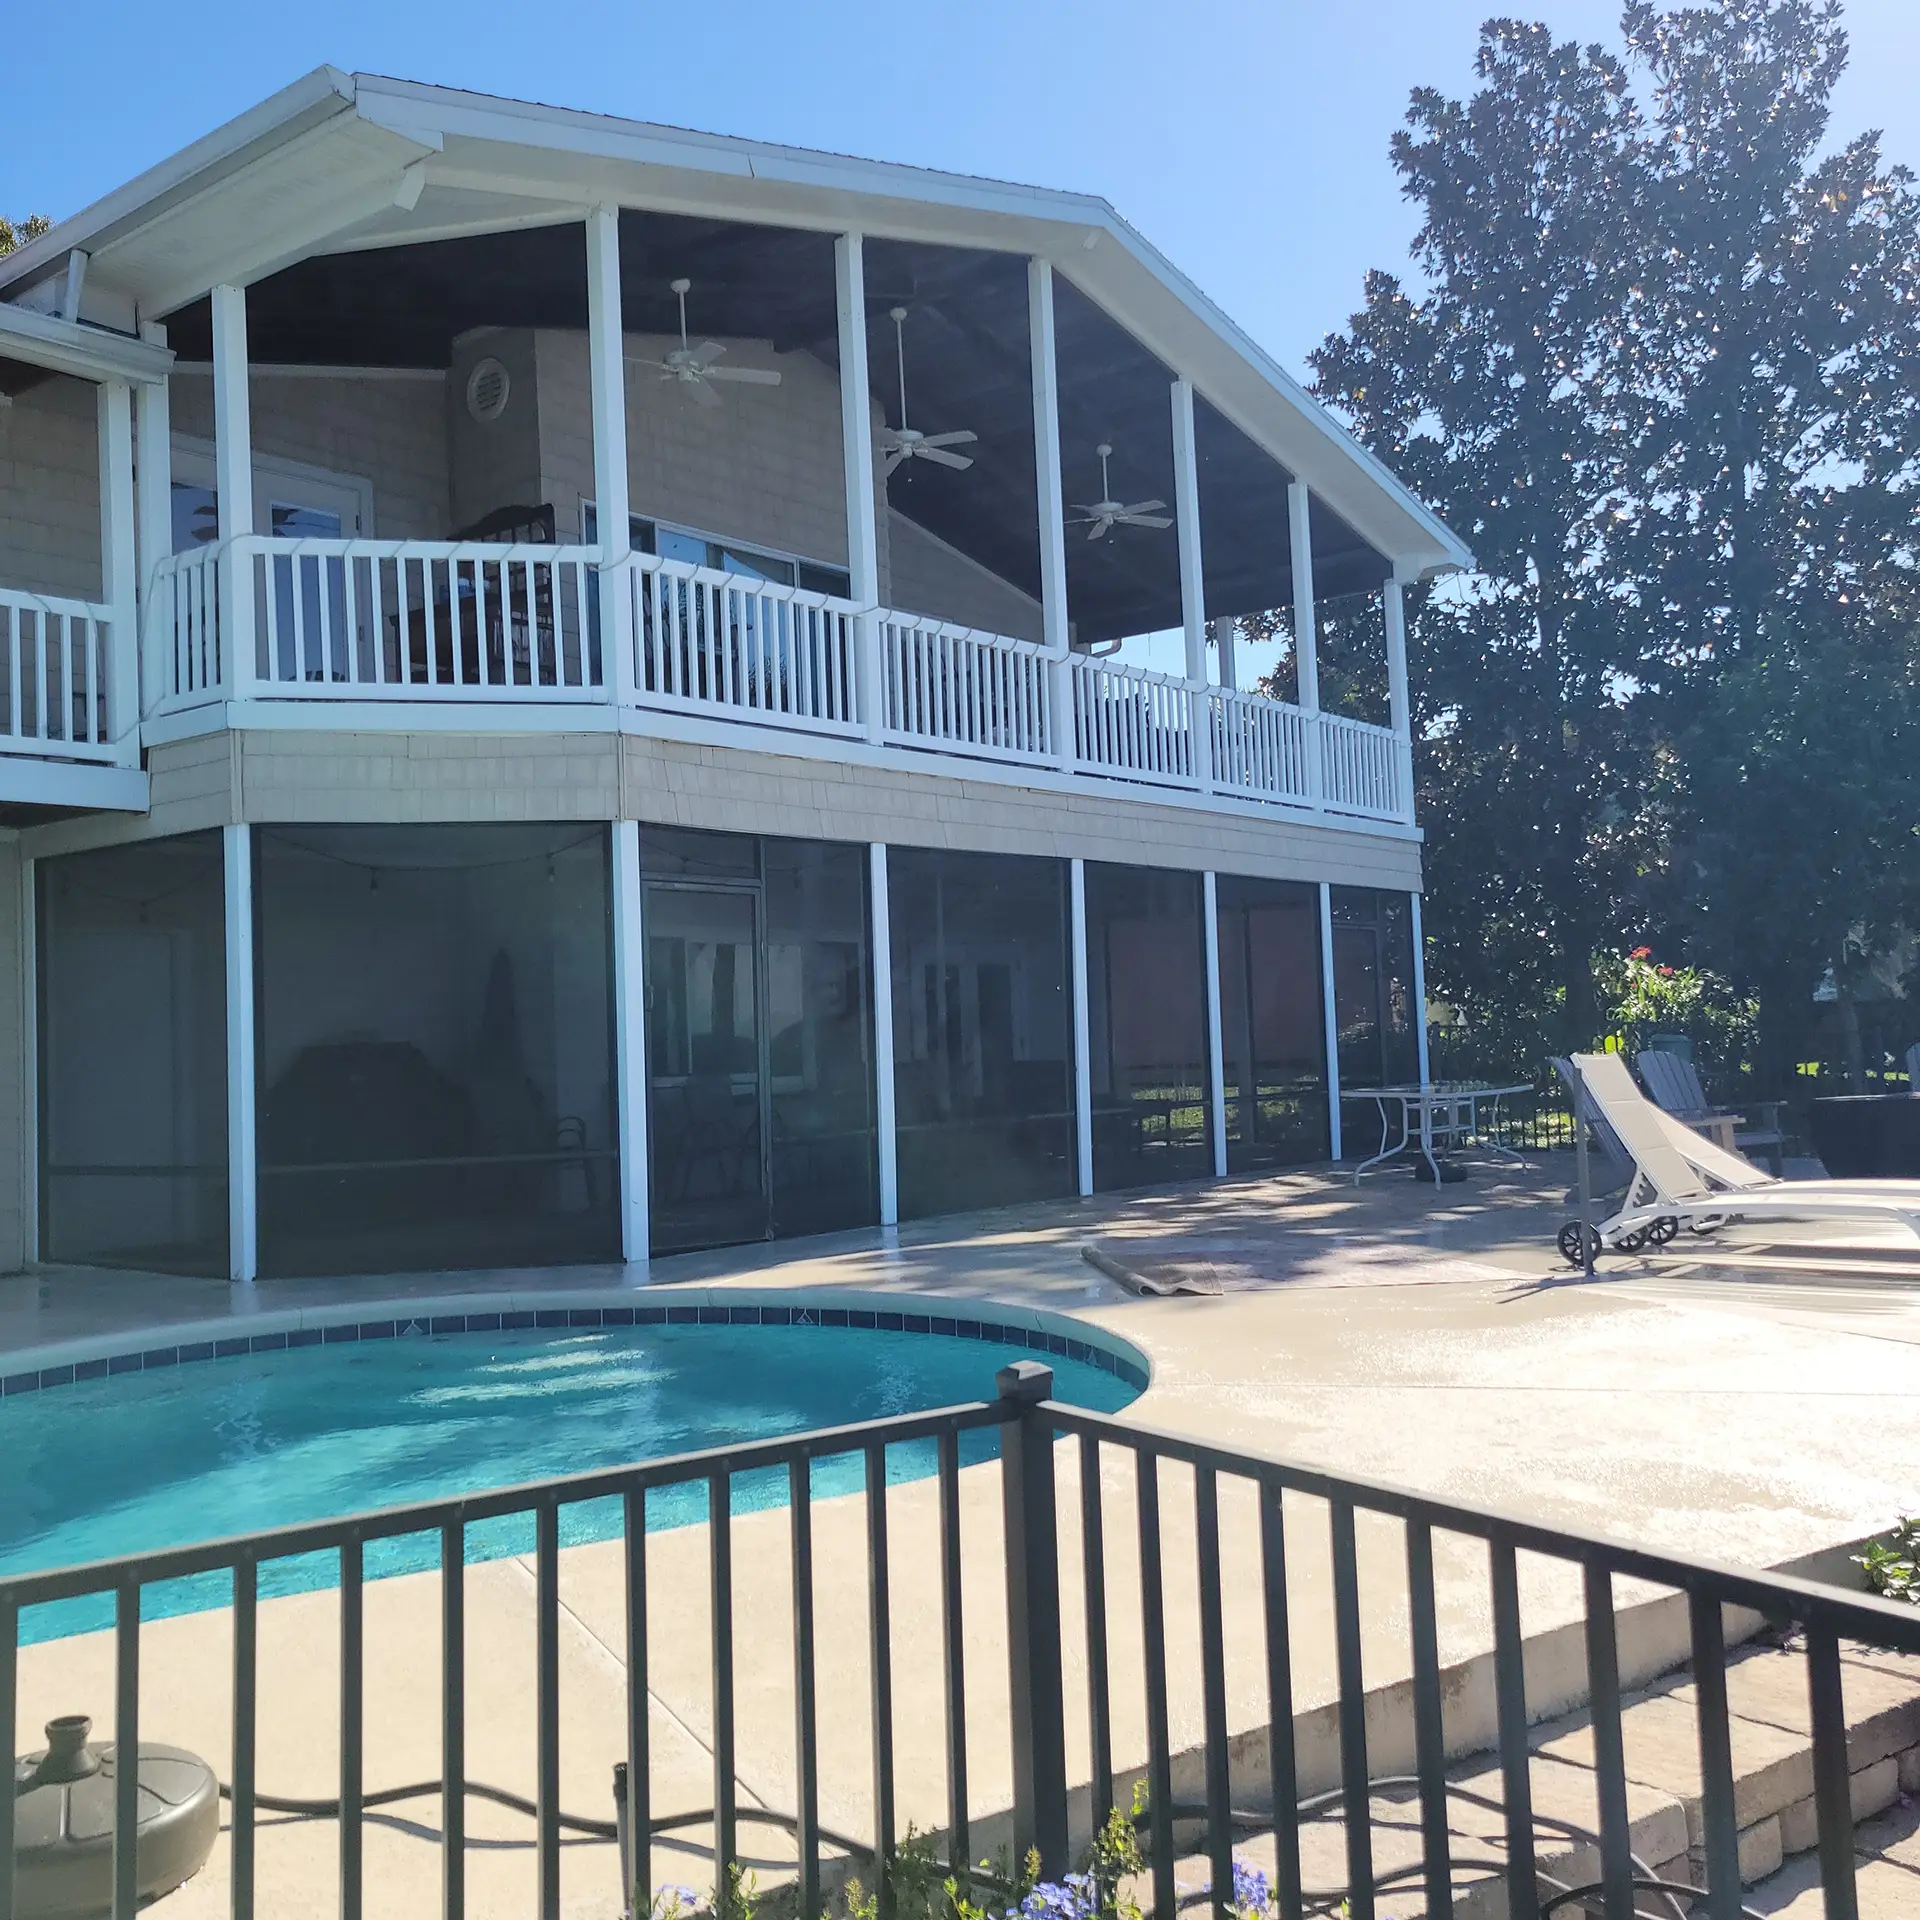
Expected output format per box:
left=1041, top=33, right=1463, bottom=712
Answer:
left=1344, top=1080, right=1533, bottom=1184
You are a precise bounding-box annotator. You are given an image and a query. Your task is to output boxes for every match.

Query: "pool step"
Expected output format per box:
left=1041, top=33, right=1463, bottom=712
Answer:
left=1156, top=1635, right=1920, bottom=1918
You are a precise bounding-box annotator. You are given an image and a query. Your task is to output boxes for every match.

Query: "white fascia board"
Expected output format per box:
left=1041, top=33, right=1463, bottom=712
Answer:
left=0, top=758, right=149, bottom=813
left=0, top=303, right=174, bottom=384
left=0, top=68, right=359, bottom=301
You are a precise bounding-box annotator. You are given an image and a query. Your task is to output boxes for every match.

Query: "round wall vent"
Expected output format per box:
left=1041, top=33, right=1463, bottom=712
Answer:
left=465, top=357, right=511, bottom=424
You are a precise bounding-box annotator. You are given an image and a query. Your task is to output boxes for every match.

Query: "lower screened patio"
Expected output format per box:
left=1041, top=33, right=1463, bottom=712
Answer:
left=27, top=788, right=1422, bottom=1284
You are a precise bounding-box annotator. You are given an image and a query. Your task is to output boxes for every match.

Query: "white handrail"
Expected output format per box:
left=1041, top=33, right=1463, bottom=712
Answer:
left=0, top=584, right=116, bottom=760
left=1070, top=654, right=1197, bottom=788
left=880, top=612, right=1055, bottom=765
left=135, top=541, right=1414, bottom=825
left=620, top=551, right=861, bottom=736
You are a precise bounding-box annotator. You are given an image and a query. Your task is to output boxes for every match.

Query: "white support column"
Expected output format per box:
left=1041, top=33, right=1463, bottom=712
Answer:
left=1029, top=259, right=1075, bottom=773
left=1216, top=615, right=1239, bottom=693
left=611, top=820, right=650, bottom=1266
left=1069, top=857, right=1094, bottom=1196
left=135, top=332, right=171, bottom=726
left=224, top=823, right=257, bottom=1283
left=96, top=380, right=137, bottom=758
left=1290, top=480, right=1320, bottom=804
left=1202, top=871, right=1227, bottom=1179
left=837, top=236, right=885, bottom=744
left=1384, top=572, right=1415, bottom=820
left=1172, top=378, right=1213, bottom=793
left=1289, top=482, right=1319, bottom=710
left=1409, top=889, right=1432, bottom=1087
left=586, top=206, right=635, bottom=707
left=21, top=855, right=37, bottom=1266
left=210, top=284, right=255, bottom=692
left=869, top=842, right=899, bottom=1226
left=1318, top=879, right=1343, bottom=1163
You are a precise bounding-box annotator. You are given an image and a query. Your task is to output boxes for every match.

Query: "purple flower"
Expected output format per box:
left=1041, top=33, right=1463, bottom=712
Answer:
left=1230, top=1860, right=1271, bottom=1918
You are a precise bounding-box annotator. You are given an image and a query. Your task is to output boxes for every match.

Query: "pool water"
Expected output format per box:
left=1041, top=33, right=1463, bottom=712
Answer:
left=0, top=1317, right=1139, bottom=1643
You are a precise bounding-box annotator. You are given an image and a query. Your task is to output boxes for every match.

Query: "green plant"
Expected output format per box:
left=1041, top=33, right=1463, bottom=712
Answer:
left=1857, top=1517, right=1920, bottom=1605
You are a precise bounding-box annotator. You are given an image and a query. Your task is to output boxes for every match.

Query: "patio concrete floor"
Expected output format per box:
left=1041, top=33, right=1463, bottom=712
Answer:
left=9, top=1152, right=1920, bottom=1919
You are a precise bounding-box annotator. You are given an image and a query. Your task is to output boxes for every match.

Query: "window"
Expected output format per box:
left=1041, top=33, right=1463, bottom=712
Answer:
left=887, top=849, right=1075, bottom=1219
left=1085, top=864, right=1212, bottom=1190
left=584, top=506, right=850, bottom=598
left=1216, top=876, right=1329, bottom=1169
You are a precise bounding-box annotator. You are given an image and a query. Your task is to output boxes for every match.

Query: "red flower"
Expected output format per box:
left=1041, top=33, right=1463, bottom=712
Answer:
left=1657, top=966, right=1674, bottom=977
left=1630, top=946, right=1652, bottom=961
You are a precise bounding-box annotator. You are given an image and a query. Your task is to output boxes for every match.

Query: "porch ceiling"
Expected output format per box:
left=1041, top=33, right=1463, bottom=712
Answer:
left=163, top=218, right=1388, bottom=643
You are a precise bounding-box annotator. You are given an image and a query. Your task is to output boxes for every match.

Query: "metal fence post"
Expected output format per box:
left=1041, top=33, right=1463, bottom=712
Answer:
left=998, top=1360, right=1069, bottom=1879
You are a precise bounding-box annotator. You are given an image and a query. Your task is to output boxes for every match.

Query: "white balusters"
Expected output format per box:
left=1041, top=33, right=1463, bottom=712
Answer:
left=0, top=588, right=115, bottom=758
left=878, top=614, right=1053, bottom=764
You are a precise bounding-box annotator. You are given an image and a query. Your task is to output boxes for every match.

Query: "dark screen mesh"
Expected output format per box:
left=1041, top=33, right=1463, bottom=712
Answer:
left=640, top=826, right=875, bottom=1254
left=1331, top=886, right=1419, bottom=1101
left=38, top=831, right=229, bottom=1275
left=255, top=824, right=618, bottom=1276
left=888, top=847, right=1074, bottom=1219
left=1216, top=874, right=1329, bottom=1170
left=1086, top=862, right=1211, bottom=1191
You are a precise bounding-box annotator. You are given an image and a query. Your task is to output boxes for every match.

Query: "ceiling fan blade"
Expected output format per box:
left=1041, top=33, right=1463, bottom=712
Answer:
left=690, top=341, right=728, bottom=366
left=1067, top=504, right=1102, bottom=518
left=917, top=429, right=977, bottom=449
left=1120, top=512, right=1172, bottom=529
left=915, top=446, right=974, bottom=470
left=877, top=426, right=910, bottom=449
left=884, top=449, right=909, bottom=476
left=1123, top=499, right=1167, bottom=515
left=705, top=365, right=783, bottom=386
left=624, top=355, right=670, bottom=372
left=687, top=378, right=723, bottom=409
left=1086, top=521, right=1110, bottom=541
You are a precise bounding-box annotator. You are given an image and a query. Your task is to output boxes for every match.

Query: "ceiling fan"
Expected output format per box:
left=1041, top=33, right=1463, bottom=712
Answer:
left=1068, top=444, right=1171, bottom=540
left=879, top=307, right=977, bottom=476
left=626, top=278, right=783, bottom=409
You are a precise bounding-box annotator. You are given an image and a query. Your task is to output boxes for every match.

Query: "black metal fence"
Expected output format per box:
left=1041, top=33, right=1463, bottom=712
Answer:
left=6, top=1364, right=1920, bottom=1920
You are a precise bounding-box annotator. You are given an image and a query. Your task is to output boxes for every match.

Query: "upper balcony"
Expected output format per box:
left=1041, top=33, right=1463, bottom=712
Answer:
left=0, top=73, right=1469, bottom=832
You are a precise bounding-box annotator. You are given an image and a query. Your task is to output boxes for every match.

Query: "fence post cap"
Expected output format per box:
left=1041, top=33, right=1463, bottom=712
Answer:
left=997, top=1359, right=1054, bottom=1403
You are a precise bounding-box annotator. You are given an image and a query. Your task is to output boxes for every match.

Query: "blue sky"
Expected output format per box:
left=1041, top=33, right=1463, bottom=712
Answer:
left=8, top=0, right=1917, bottom=380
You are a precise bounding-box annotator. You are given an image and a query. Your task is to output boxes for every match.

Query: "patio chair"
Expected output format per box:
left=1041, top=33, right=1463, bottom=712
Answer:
left=1905, top=1041, right=1920, bottom=1089
left=1635, top=1047, right=1786, bottom=1175
left=1549, top=1056, right=1632, bottom=1196
left=1558, top=1051, right=1920, bottom=1261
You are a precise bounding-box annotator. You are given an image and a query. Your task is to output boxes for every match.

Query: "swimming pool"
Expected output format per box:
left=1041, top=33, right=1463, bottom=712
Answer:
left=0, top=1296, right=1144, bottom=1643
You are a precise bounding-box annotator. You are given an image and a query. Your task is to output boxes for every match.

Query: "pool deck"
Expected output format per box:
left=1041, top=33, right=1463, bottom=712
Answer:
left=10, top=1154, right=1920, bottom=1919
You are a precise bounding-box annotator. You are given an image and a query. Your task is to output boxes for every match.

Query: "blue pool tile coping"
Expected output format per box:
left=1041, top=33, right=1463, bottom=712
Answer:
left=0, top=1288, right=1151, bottom=1399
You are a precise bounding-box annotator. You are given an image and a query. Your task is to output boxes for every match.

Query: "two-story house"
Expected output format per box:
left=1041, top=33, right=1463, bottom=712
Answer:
left=0, top=70, right=1469, bottom=1282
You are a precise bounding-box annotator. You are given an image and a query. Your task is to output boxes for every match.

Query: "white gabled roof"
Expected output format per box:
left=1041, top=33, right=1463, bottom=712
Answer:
left=2, top=70, right=1471, bottom=577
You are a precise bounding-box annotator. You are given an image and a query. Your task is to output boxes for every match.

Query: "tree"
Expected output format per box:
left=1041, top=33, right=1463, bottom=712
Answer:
left=1309, top=21, right=1666, bottom=1055
left=0, top=214, right=50, bottom=256
left=1310, top=0, right=1920, bottom=1086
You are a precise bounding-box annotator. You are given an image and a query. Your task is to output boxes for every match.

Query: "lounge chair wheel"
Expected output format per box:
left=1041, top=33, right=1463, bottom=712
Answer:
left=1557, top=1221, right=1601, bottom=1267
left=1686, top=1218, right=1722, bottom=1235
left=1616, top=1226, right=1651, bottom=1252
left=1648, top=1216, right=1679, bottom=1246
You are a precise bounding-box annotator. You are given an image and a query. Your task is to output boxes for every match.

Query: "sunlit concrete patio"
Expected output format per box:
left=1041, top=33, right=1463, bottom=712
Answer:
left=9, top=1153, right=1920, bottom=1918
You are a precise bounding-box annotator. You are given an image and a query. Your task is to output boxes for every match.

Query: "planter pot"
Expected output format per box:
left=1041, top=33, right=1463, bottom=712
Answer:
left=1808, top=1094, right=1920, bottom=1179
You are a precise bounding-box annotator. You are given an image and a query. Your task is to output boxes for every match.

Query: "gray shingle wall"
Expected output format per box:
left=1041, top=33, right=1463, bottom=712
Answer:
left=0, top=375, right=101, bottom=602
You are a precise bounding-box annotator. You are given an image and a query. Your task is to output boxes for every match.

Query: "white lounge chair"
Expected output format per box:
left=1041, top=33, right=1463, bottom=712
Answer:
left=1560, top=1051, right=1920, bottom=1261
left=1634, top=1047, right=1785, bottom=1174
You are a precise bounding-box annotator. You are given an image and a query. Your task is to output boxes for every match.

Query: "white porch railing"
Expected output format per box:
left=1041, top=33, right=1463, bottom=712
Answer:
left=1318, top=708, right=1405, bottom=820
left=622, top=552, right=860, bottom=736
left=1208, top=683, right=1311, bottom=803
left=0, top=587, right=118, bottom=761
left=138, top=538, right=1412, bottom=826
left=881, top=612, right=1054, bottom=765
left=1069, top=654, right=1199, bottom=788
